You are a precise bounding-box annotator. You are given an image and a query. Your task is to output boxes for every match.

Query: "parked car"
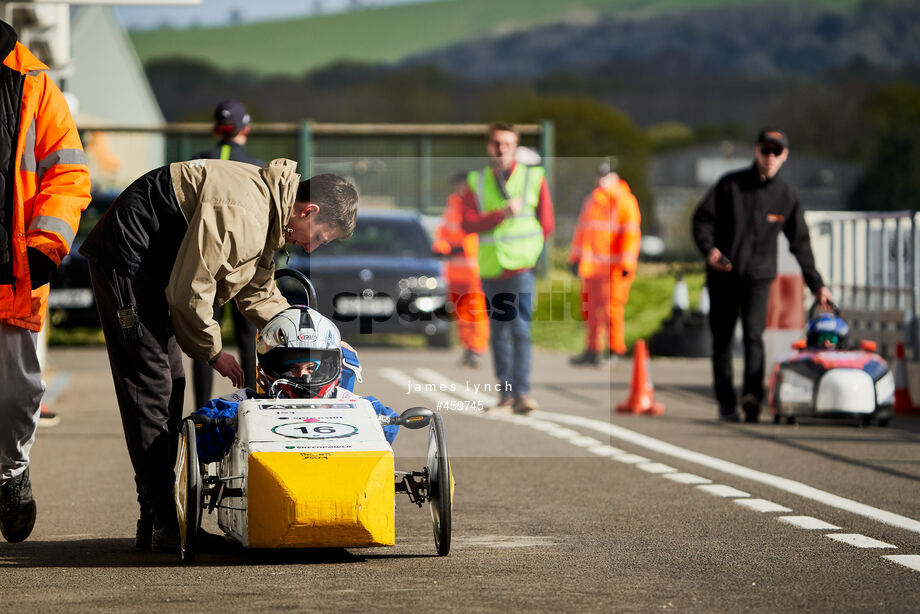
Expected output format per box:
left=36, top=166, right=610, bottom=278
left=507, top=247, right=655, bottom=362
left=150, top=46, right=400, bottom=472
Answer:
left=280, top=209, right=451, bottom=347
left=47, top=188, right=121, bottom=328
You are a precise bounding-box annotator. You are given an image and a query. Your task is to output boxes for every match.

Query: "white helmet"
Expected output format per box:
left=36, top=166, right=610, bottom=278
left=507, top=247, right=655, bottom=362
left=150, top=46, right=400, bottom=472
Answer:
left=256, top=306, right=342, bottom=399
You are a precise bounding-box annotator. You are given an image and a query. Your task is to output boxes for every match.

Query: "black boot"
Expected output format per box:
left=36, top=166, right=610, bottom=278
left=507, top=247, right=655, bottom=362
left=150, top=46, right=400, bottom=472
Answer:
left=0, top=467, right=37, bottom=543
left=136, top=503, right=153, bottom=550
left=569, top=350, right=600, bottom=366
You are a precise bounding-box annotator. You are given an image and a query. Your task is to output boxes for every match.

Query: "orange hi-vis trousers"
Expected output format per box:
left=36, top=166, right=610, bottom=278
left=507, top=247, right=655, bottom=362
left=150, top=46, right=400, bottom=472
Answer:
left=449, top=281, right=489, bottom=354
left=581, top=273, right=632, bottom=355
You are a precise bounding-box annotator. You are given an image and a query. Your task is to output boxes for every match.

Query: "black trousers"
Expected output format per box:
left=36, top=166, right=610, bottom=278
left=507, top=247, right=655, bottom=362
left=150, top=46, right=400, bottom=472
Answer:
left=88, top=260, right=185, bottom=525
left=191, top=301, right=257, bottom=410
left=706, top=274, right=772, bottom=411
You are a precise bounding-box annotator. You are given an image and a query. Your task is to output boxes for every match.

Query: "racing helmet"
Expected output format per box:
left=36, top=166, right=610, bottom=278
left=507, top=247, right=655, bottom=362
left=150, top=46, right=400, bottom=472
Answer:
left=256, top=306, right=342, bottom=399
left=805, top=313, right=849, bottom=349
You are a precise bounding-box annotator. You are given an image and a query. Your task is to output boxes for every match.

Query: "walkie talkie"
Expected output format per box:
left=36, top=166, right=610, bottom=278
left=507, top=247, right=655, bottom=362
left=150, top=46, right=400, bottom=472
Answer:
left=112, top=271, right=143, bottom=342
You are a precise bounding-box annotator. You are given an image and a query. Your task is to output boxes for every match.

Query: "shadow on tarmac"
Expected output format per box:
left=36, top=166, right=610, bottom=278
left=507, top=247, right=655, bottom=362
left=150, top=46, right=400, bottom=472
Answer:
left=0, top=539, right=436, bottom=568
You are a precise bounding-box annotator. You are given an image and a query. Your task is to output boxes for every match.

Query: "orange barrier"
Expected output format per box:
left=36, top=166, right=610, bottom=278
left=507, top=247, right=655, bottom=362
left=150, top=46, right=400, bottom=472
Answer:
left=616, top=339, right=664, bottom=416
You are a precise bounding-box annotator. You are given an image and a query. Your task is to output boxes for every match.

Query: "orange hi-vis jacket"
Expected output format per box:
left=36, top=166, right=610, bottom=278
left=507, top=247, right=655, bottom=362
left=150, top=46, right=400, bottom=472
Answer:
left=569, top=178, right=641, bottom=279
left=432, top=193, right=480, bottom=285
left=0, top=37, right=91, bottom=331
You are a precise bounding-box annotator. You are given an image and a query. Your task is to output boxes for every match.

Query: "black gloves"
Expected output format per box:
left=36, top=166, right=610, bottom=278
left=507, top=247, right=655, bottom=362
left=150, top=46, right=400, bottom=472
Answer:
left=569, top=260, right=580, bottom=276
left=27, top=247, right=56, bottom=289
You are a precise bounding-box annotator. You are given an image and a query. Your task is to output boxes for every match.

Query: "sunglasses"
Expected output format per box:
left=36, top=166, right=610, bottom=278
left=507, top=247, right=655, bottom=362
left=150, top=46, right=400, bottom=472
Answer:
left=759, top=144, right=784, bottom=156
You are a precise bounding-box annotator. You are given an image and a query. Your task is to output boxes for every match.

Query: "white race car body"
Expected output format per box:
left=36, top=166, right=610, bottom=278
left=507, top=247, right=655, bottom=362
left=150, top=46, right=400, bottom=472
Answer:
left=215, top=397, right=395, bottom=549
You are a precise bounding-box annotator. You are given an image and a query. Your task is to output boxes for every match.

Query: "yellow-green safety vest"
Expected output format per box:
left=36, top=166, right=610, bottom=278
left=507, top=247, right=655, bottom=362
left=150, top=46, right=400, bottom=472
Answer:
left=468, top=164, right=545, bottom=278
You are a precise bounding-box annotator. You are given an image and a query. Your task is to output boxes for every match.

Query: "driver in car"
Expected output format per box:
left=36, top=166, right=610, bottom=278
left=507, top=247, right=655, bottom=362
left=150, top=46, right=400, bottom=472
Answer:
left=805, top=312, right=850, bottom=350
left=192, top=305, right=399, bottom=463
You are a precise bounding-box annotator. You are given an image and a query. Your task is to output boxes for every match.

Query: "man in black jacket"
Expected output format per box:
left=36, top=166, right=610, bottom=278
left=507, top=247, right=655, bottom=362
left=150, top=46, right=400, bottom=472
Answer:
left=692, top=128, right=832, bottom=423
left=190, top=100, right=266, bottom=411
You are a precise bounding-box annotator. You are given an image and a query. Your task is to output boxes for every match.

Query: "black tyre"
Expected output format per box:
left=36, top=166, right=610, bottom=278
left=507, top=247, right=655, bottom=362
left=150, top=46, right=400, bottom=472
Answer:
left=785, top=415, right=796, bottom=425
left=174, top=418, right=202, bottom=563
left=878, top=418, right=890, bottom=427
left=426, top=413, right=453, bottom=556
left=772, top=414, right=781, bottom=424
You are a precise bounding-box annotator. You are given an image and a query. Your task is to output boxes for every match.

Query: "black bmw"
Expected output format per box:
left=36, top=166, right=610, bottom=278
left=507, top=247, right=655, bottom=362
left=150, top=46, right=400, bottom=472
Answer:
left=280, top=209, right=451, bottom=347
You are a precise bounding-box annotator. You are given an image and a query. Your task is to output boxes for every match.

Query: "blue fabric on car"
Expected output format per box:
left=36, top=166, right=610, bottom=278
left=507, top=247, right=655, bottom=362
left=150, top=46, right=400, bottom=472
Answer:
left=194, top=398, right=239, bottom=463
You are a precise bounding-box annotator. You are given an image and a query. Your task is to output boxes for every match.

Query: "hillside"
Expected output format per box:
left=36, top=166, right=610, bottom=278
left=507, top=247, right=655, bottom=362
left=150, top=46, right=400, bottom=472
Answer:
left=129, top=0, right=857, bottom=77
left=411, top=2, right=920, bottom=81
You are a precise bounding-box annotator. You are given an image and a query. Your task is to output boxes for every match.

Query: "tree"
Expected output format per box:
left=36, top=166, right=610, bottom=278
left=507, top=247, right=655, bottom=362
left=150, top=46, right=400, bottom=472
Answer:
left=850, top=81, right=920, bottom=211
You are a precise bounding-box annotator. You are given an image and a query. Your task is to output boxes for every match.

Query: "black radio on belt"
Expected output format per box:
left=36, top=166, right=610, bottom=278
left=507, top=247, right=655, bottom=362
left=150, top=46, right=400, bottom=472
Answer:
left=112, top=271, right=143, bottom=342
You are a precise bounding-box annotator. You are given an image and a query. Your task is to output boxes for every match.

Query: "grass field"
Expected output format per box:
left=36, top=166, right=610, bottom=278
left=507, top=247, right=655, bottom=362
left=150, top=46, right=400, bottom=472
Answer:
left=129, top=0, right=859, bottom=77
left=531, top=262, right=704, bottom=355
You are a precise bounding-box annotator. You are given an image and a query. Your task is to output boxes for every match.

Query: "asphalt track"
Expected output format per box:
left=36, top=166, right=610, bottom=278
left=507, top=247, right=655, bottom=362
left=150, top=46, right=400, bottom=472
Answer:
left=1, top=345, right=919, bottom=612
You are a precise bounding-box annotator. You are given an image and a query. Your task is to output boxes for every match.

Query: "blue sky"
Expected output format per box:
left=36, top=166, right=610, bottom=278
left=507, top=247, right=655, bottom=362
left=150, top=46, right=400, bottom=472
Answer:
left=115, top=0, right=427, bottom=30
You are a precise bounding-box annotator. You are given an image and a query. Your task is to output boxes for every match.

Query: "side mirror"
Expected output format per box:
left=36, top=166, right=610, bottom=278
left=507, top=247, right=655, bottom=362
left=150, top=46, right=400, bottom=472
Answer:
left=395, top=406, right=433, bottom=429
left=860, top=339, right=877, bottom=352
left=791, top=339, right=807, bottom=350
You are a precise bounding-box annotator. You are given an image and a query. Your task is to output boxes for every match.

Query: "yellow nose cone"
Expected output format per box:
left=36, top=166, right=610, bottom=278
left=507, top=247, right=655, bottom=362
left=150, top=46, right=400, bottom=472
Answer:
left=247, top=451, right=395, bottom=549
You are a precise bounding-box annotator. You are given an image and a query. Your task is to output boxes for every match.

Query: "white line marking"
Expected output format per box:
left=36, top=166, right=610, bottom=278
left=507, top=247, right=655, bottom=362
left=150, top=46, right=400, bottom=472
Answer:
left=529, top=410, right=920, bottom=536
left=826, top=534, right=897, bottom=549
left=777, top=516, right=841, bottom=530
left=734, top=499, right=792, bottom=513
left=587, top=445, right=626, bottom=457
left=636, top=462, right=677, bottom=474
left=663, top=473, right=712, bottom=485
left=613, top=454, right=651, bottom=464
left=569, top=436, right=603, bottom=448
left=386, top=366, right=920, bottom=536
left=881, top=555, right=920, bottom=572
left=697, top=484, right=750, bottom=498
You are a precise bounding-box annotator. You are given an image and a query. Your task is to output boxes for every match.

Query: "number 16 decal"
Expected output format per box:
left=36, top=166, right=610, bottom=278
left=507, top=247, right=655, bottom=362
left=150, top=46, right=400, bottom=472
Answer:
left=272, top=421, right=358, bottom=439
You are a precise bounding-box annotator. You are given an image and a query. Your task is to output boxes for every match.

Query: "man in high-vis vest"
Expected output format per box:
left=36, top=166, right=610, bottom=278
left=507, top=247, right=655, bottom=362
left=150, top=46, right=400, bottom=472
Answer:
left=0, top=20, right=91, bottom=543
left=460, top=123, right=555, bottom=414
left=568, top=160, right=641, bottom=366
left=189, top=100, right=266, bottom=412
left=432, top=173, right=489, bottom=367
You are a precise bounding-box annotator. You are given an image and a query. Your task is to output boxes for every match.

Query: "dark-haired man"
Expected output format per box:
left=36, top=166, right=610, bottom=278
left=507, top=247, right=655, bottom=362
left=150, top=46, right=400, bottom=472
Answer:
left=692, top=128, right=832, bottom=423
left=80, top=161, right=357, bottom=552
left=190, top=100, right=266, bottom=411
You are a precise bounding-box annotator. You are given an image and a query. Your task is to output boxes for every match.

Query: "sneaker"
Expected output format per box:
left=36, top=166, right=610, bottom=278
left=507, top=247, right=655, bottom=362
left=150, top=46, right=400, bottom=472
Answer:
left=0, top=468, right=37, bottom=543
left=742, top=395, right=761, bottom=423
left=38, top=404, right=60, bottom=428
left=718, top=408, right=740, bottom=422
left=488, top=397, right=515, bottom=412
left=513, top=395, right=539, bottom=415
left=460, top=350, right=481, bottom=368
left=569, top=350, right=600, bottom=367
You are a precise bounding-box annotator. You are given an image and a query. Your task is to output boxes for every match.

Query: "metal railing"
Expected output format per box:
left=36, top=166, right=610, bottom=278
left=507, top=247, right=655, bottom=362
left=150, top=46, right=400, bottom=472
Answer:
left=806, top=210, right=919, bottom=360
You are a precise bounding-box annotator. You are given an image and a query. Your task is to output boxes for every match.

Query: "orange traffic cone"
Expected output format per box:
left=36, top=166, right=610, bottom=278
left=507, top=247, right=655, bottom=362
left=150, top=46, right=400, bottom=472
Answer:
left=616, top=339, right=664, bottom=416
left=892, top=342, right=917, bottom=414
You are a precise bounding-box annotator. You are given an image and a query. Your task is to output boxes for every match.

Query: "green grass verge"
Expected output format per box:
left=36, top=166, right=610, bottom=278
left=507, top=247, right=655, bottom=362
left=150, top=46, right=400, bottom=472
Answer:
left=531, top=263, right=704, bottom=354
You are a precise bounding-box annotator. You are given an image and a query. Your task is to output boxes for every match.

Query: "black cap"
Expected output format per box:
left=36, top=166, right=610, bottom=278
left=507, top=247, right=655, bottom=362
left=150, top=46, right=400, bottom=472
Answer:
left=756, top=128, right=788, bottom=149
left=213, top=99, right=251, bottom=133
left=597, top=156, right=618, bottom=176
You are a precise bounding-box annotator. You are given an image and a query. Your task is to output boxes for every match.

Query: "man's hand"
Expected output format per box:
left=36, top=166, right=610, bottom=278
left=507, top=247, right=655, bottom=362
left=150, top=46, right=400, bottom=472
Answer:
left=815, top=286, right=833, bottom=306
left=707, top=248, right=732, bottom=272
left=569, top=260, right=580, bottom=276
left=212, top=351, right=245, bottom=389
left=505, top=197, right=523, bottom=217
